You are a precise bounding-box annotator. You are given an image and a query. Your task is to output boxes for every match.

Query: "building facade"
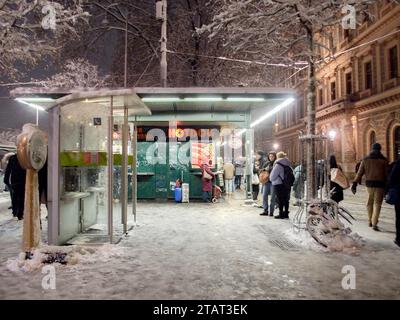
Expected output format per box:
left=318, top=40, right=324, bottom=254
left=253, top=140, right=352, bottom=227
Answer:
left=261, top=0, right=400, bottom=176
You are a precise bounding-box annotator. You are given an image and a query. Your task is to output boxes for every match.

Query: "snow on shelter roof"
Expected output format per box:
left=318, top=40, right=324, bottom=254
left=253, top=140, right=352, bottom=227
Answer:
left=10, top=86, right=296, bottom=113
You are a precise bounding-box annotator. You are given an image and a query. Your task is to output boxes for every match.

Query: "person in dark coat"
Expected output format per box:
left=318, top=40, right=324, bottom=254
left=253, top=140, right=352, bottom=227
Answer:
left=201, top=162, right=215, bottom=203
left=328, top=155, right=344, bottom=203
left=5, top=154, right=26, bottom=220
left=38, top=159, right=48, bottom=208
left=4, top=154, right=16, bottom=216
left=388, top=159, right=400, bottom=247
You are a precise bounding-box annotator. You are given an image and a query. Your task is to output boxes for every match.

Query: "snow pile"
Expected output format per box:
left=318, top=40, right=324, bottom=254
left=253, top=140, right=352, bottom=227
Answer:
left=283, top=228, right=328, bottom=252
left=5, top=244, right=126, bottom=273
left=323, top=230, right=364, bottom=254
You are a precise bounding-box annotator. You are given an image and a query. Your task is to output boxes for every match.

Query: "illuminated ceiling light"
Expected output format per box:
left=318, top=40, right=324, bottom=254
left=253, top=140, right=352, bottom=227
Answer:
left=226, top=97, right=265, bottom=102
left=250, top=97, right=295, bottom=128
left=273, top=143, right=279, bottom=150
left=17, top=97, right=54, bottom=103
left=183, top=97, right=223, bottom=102
left=236, top=129, right=247, bottom=136
left=141, top=97, right=180, bottom=102
left=15, top=98, right=45, bottom=111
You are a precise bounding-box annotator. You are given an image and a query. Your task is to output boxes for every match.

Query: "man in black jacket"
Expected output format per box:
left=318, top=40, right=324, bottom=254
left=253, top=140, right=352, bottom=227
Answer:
left=4, top=155, right=26, bottom=220
left=388, top=159, right=400, bottom=247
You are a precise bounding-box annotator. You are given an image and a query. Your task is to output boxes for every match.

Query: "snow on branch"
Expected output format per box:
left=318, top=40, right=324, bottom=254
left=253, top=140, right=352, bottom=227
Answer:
left=0, top=0, right=90, bottom=78
left=37, top=58, right=110, bottom=88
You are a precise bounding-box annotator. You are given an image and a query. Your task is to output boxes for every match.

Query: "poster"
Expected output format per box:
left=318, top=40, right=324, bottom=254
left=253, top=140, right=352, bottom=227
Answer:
left=190, top=142, right=215, bottom=169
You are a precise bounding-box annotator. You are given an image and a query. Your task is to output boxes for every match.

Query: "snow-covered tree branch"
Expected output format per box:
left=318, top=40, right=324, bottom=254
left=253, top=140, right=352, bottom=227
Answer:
left=0, top=0, right=89, bottom=78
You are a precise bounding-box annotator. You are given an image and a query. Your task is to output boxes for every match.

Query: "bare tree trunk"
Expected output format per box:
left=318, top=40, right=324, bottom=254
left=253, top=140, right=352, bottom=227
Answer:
left=306, top=30, right=317, bottom=200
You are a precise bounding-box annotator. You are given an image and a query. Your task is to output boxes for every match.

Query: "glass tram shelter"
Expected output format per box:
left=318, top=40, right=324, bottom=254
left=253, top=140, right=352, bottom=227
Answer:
left=12, top=87, right=295, bottom=245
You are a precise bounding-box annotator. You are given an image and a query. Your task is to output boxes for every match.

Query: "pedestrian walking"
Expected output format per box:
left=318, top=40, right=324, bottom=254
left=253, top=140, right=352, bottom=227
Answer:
left=292, top=164, right=305, bottom=206
left=234, top=157, right=245, bottom=189
left=388, top=159, right=400, bottom=247
left=352, top=143, right=389, bottom=231
left=223, top=160, right=235, bottom=196
left=260, top=151, right=277, bottom=216
left=3, top=153, right=16, bottom=216
left=269, top=152, right=294, bottom=219
left=201, top=161, right=215, bottom=203
left=4, top=154, right=26, bottom=220
left=328, top=155, right=344, bottom=204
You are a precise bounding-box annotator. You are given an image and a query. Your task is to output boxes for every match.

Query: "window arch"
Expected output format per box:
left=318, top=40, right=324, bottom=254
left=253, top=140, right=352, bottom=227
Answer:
left=394, top=126, right=400, bottom=161
left=369, top=130, right=376, bottom=146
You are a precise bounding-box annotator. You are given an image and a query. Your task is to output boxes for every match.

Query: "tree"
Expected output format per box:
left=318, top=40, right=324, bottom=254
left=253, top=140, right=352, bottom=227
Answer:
left=0, top=0, right=89, bottom=78
left=201, top=0, right=384, bottom=199
left=39, top=58, right=110, bottom=88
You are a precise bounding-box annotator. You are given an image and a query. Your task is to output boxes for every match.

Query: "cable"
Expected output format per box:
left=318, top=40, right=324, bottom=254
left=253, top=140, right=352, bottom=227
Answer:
left=166, top=49, right=308, bottom=68
left=281, top=28, right=400, bottom=85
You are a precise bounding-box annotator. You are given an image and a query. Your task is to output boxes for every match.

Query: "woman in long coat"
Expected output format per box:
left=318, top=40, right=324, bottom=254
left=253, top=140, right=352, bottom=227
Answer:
left=201, top=162, right=215, bottom=202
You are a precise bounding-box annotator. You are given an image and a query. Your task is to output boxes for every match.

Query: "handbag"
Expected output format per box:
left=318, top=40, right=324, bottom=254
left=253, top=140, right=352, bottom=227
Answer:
left=330, top=168, right=350, bottom=189
left=259, top=171, right=269, bottom=184
left=386, top=188, right=400, bottom=205
left=203, top=170, right=212, bottom=180
left=252, top=173, right=260, bottom=185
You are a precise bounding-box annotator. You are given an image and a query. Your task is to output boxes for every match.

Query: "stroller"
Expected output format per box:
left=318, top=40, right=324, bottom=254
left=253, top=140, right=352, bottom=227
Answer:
left=211, top=185, right=222, bottom=203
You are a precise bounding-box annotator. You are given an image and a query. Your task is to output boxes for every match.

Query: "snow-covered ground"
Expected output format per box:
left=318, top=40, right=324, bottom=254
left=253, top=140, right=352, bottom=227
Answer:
left=0, top=187, right=399, bottom=300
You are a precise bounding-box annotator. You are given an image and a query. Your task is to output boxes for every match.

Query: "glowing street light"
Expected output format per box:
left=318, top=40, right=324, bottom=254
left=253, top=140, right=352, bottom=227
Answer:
left=273, top=143, right=279, bottom=150
left=328, top=130, right=337, bottom=141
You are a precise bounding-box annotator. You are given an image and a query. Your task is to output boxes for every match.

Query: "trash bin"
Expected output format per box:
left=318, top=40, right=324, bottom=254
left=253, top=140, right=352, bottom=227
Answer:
left=174, top=187, right=182, bottom=202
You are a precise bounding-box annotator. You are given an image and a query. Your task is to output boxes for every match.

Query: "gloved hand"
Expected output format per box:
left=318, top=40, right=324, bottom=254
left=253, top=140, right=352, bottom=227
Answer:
left=351, top=182, right=357, bottom=195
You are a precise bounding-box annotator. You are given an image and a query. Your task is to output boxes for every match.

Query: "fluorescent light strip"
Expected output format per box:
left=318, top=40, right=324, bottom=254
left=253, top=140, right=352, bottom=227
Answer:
left=18, top=97, right=54, bottom=103
left=236, top=129, right=247, bottom=136
left=16, top=98, right=45, bottom=111
left=183, top=97, right=223, bottom=102
left=141, top=97, right=180, bottom=102
left=226, top=97, right=265, bottom=102
left=250, top=98, right=295, bottom=128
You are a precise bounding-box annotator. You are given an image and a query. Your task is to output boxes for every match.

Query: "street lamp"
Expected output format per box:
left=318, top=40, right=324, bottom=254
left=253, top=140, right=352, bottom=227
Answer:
left=328, top=130, right=337, bottom=141
left=273, top=143, right=279, bottom=151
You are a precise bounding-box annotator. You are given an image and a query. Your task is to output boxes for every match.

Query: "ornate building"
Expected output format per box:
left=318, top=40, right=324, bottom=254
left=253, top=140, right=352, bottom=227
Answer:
left=262, top=0, right=400, bottom=176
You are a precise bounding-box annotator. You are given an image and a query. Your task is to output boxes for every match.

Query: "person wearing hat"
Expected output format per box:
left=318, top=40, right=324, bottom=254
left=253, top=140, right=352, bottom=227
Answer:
left=352, top=143, right=389, bottom=231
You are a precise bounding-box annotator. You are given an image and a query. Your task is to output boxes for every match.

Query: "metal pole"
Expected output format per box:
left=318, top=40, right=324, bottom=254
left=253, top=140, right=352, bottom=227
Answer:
left=160, top=0, right=168, bottom=87
left=121, top=106, right=128, bottom=234
left=36, top=108, right=39, bottom=126
left=124, top=17, right=128, bottom=88
left=132, top=123, right=137, bottom=224
left=108, top=96, right=114, bottom=243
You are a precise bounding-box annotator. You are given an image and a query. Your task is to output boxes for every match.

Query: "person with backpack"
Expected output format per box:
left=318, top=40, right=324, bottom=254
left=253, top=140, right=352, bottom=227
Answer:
left=388, top=159, right=400, bottom=247
left=269, top=151, right=294, bottom=219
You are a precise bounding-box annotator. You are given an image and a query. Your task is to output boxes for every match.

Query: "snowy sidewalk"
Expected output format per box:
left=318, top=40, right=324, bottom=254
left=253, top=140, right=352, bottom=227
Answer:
left=0, top=187, right=399, bottom=300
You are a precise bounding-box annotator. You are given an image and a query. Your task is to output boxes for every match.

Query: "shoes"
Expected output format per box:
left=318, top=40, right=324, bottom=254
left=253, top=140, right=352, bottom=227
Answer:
left=369, top=222, right=372, bottom=227
left=269, top=213, right=274, bottom=217
left=394, top=240, right=400, bottom=247
left=8, top=206, right=12, bottom=210
left=260, top=212, right=269, bottom=216
left=274, top=215, right=284, bottom=219
left=372, top=225, right=380, bottom=232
